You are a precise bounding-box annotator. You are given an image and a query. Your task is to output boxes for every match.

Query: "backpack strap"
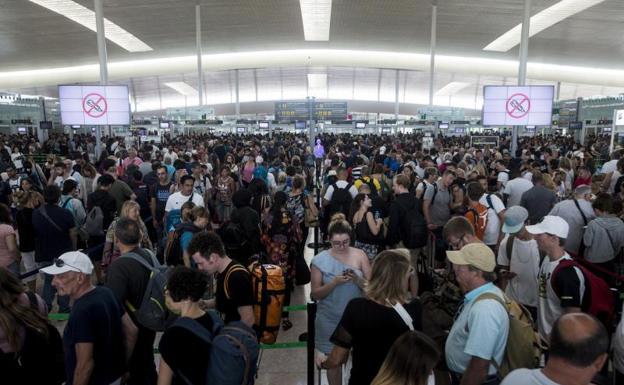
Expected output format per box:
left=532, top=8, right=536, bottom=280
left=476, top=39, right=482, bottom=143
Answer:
left=573, top=199, right=588, bottom=226
left=430, top=183, right=438, bottom=206
left=38, top=206, right=64, bottom=233
left=121, top=251, right=160, bottom=272
left=224, top=265, right=250, bottom=300
left=186, top=193, right=194, bottom=203
left=61, top=198, right=72, bottom=209
left=473, top=292, right=509, bottom=377
left=172, top=317, right=214, bottom=344
left=486, top=193, right=495, bottom=210
left=506, top=234, right=516, bottom=263
left=388, top=300, right=414, bottom=331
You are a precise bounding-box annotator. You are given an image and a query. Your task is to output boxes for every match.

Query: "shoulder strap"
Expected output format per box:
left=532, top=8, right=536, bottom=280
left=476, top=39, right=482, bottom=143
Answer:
left=573, top=199, right=588, bottom=226
left=224, top=265, right=249, bottom=300
left=506, top=234, right=516, bottom=263
left=38, top=206, right=64, bottom=233
left=599, top=222, right=619, bottom=256
left=431, top=183, right=438, bottom=205
left=62, top=198, right=72, bottom=209
left=122, top=251, right=160, bottom=272
left=486, top=193, right=494, bottom=210
left=389, top=301, right=414, bottom=331
left=172, top=317, right=214, bottom=345
left=25, top=291, right=39, bottom=310
left=474, top=292, right=508, bottom=311
left=186, top=192, right=194, bottom=203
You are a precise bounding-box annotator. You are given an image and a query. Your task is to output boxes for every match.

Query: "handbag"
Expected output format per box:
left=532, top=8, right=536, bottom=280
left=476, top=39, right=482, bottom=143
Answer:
left=294, top=251, right=311, bottom=285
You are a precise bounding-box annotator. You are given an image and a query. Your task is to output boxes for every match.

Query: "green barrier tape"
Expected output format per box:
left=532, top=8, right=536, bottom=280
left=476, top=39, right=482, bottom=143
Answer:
left=153, top=341, right=306, bottom=354
left=48, top=313, right=70, bottom=321
left=283, top=304, right=307, bottom=312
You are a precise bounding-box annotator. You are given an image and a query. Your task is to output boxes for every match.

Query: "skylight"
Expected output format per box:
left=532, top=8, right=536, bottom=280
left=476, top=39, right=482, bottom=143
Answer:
left=435, top=81, right=470, bottom=96
left=299, top=0, right=332, bottom=41
left=164, top=82, right=198, bottom=97
left=29, top=0, right=152, bottom=52
left=483, top=0, right=606, bottom=52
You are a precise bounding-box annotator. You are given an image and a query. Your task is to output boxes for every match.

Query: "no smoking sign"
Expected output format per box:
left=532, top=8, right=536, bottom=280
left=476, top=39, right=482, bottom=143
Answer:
left=82, top=93, right=108, bottom=118
left=506, top=93, right=531, bottom=119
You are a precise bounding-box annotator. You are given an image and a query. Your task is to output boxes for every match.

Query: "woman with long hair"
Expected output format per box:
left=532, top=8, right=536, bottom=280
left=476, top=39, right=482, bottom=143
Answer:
left=261, top=191, right=301, bottom=330
left=311, top=214, right=372, bottom=385
left=179, top=206, right=210, bottom=267
left=215, top=166, right=235, bottom=223
left=79, top=163, right=100, bottom=203
left=15, top=191, right=39, bottom=291
left=0, top=267, right=62, bottom=385
left=350, top=193, right=383, bottom=261
left=287, top=174, right=317, bottom=245
left=371, top=331, right=440, bottom=385
left=317, top=249, right=421, bottom=385
left=102, top=200, right=153, bottom=268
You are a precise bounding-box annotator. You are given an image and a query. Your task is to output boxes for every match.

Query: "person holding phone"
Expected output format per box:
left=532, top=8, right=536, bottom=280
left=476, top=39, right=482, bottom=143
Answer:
left=311, top=213, right=371, bottom=385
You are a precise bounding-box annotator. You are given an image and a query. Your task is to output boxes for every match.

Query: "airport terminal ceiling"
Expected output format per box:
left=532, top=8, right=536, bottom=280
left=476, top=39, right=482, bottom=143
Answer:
left=2, top=0, right=624, bottom=112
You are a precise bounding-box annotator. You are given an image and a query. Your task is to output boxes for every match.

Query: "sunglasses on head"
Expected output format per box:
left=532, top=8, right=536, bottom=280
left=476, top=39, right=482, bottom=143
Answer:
left=54, top=258, right=80, bottom=271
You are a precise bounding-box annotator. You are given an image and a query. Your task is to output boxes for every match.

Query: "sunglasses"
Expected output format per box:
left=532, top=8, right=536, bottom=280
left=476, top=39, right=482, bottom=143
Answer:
left=54, top=258, right=81, bottom=271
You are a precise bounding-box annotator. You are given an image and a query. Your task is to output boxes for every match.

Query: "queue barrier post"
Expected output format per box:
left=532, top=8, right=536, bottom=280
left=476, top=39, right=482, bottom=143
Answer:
left=307, top=301, right=317, bottom=385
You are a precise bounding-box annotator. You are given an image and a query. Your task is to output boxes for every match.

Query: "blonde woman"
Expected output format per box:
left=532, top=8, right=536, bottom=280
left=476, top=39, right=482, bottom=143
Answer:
left=371, top=331, right=441, bottom=385
left=102, top=200, right=153, bottom=267
left=317, top=249, right=421, bottom=385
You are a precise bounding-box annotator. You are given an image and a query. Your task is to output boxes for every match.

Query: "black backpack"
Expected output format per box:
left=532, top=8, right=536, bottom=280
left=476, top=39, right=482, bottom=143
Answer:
left=164, top=223, right=201, bottom=266
left=328, top=183, right=353, bottom=218
left=397, top=198, right=428, bottom=249
left=221, top=221, right=248, bottom=257
left=1, top=292, right=66, bottom=385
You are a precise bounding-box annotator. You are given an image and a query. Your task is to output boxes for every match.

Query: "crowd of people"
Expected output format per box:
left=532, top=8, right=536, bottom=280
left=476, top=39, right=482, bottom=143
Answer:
left=0, top=129, right=624, bottom=385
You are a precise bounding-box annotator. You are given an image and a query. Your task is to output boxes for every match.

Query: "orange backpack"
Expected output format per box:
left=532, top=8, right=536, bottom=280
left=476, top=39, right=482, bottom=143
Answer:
left=466, top=203, right=488, bottom=240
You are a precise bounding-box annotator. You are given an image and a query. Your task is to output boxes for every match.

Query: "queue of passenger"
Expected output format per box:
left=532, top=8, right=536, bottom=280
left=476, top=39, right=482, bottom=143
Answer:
left=0, top=131, right=623, bottom=385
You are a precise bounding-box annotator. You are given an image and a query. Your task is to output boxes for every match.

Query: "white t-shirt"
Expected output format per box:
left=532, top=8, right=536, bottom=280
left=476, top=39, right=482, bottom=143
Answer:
left=497, top=170, right=510, bottom=189
left=522, top=171, right=533, bottom=182
left=500, top=368, right=559, bottom=385
left=609, top=170, right=622, bottom=194
left=503, top=177, right=533, bottom=207
left=537, top=254, right=585, bottom=339
left=497, top=235, right=540, bottom=307
left=479, top=193, right=505, bottom=245
left=601, top=159, right=618, bottom=174
left=164, top=191, right=205, bottom=212
left=323, top=180, right=359, bottom=201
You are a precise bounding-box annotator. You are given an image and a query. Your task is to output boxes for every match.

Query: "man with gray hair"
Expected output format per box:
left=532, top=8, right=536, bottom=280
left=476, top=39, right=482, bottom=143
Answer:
left=549, top=184, right=595, bottom=256
left=43, top=251, right=138, bottom=385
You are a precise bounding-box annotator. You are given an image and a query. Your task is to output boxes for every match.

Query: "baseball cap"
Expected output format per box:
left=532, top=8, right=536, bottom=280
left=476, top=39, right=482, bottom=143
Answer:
left=502, top=206, right=529, bottom=234
left=379, top=146, right=387, bottom=155
left=446, top=243, right=496, bottom=272
left=327, top=170, right=337, bottom=177
left=526, top=215, right=569, bottom=238
left=41, top=251, right=94, bottom=275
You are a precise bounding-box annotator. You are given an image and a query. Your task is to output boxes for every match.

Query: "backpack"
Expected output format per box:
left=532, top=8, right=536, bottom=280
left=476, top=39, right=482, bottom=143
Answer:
left=396, top=199, right=428, bottom=249
left=552, top=259, right=615, bottom=329
left=473, top=292, right=542, bottom=378
left=82, top=206, right=105, bottom=237
left=328, top=183, right=353, bottom=218
left=172, top=311, right=259, bottom=385
left=121, top=251, right=177, bottom=331
left=365, top=177, right=380, bottom=198
left=221, top=221, right=249, bottom=259
left=227, top=262, right=286, bottom=345
left=164, top=223, right=200, bottom=266
left=379, top=178, right=392, bottom=202
left=467, top=203, right=488, bottom=241
left=0, top=292, right=66, bottom=385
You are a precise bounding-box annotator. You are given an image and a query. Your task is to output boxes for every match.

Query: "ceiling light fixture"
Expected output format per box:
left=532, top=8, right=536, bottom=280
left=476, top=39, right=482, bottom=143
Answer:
left=299, top=0, right=332, bottom=41
left=435, top=81, right=470, bottom=96
left=29, top=0, right=152, bottom=52
left=307, top=74, right=327, bottom=97
left=164, top=82, right=198, bottom=96
left=483, top=0, right=606, bottom=52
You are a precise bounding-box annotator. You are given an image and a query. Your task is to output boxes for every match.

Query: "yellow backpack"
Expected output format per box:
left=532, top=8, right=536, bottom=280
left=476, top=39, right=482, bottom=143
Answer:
left=474, top=292, right=544, bottom=378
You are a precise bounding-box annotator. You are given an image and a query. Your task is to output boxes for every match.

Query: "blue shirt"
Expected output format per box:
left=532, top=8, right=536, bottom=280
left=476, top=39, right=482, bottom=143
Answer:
left=445, top=282, right=509, bottom=375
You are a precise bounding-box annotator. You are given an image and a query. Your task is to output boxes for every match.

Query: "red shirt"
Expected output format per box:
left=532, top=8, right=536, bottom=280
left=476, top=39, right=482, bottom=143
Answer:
left=573, top=175, right=592, bottom=188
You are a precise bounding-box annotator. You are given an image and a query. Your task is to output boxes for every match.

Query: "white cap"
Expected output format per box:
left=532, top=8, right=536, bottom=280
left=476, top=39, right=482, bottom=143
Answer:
left=526, top=215, right=569, bottom=239
left=379, top=146, right=387, bottom=155
left=41, top=251, right=94, bottom=275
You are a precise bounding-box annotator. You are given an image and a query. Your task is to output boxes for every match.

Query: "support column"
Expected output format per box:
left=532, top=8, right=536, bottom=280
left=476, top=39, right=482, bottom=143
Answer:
left=428, top=0, right=438, bottom=106
left=94, top=0, right=107, bottom=159
left=556, top=81, right=561, bottom=101
left=196, top=1, right=203, bottom=106
left=512, top=0, right=531, bottom=158
left=394, top=69, right=400, bottom=120
left=235, top=69, right=240, bottom=118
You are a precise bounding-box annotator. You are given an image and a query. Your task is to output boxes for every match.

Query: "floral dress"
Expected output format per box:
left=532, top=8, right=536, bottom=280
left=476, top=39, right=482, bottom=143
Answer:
left=261, top=208, right=301, bottom=281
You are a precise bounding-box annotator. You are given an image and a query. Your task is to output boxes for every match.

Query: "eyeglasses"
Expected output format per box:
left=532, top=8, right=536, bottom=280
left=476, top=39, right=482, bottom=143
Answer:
left=54, top=258, right=81, bottom=271
left=331, top=239, right=350, bottom=247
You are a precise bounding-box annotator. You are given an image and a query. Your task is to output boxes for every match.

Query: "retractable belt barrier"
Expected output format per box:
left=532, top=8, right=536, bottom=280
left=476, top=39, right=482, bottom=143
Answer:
left=19, top=242, right=106, bottom=280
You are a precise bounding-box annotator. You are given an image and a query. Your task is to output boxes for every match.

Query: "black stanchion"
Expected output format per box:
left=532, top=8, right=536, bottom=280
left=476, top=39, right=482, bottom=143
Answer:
left=307, top=301, right=317, bottom=385
left=314, top=157, right=321, bottom=255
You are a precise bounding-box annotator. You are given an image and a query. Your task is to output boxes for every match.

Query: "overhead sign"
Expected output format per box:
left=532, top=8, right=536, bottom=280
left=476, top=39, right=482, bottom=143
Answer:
left=59, top=85, right=130, bottom=125
left=275, top=101, right=347, bottom=121
left=615, top=110, right=624, bottom=126
left=482, top=85, right=554, bottom=126
left=470, top=136, right=499, bottom=148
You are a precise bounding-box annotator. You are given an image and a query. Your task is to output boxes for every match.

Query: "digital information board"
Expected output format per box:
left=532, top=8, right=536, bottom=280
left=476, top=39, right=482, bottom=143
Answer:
left=59, top=85, right=130, bottom=126
left=470, top=136, right=500, bottom=148
left=275, top=101, right=347, bottom=121
left=482, top=85, right=554, bottom=126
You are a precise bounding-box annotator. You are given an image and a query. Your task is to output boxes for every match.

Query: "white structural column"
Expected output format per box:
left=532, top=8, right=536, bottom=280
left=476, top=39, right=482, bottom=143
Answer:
left=394, top=69, right=400, bottom=120
left=94, top=0, right=106, bottom=157
left=196, top=1, right=203, bottom=106
left=235, top=69, right=240, bottom=118
left=512, top=0, right=531, bottom=157
left=428, top=0, right=437, bottom=106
